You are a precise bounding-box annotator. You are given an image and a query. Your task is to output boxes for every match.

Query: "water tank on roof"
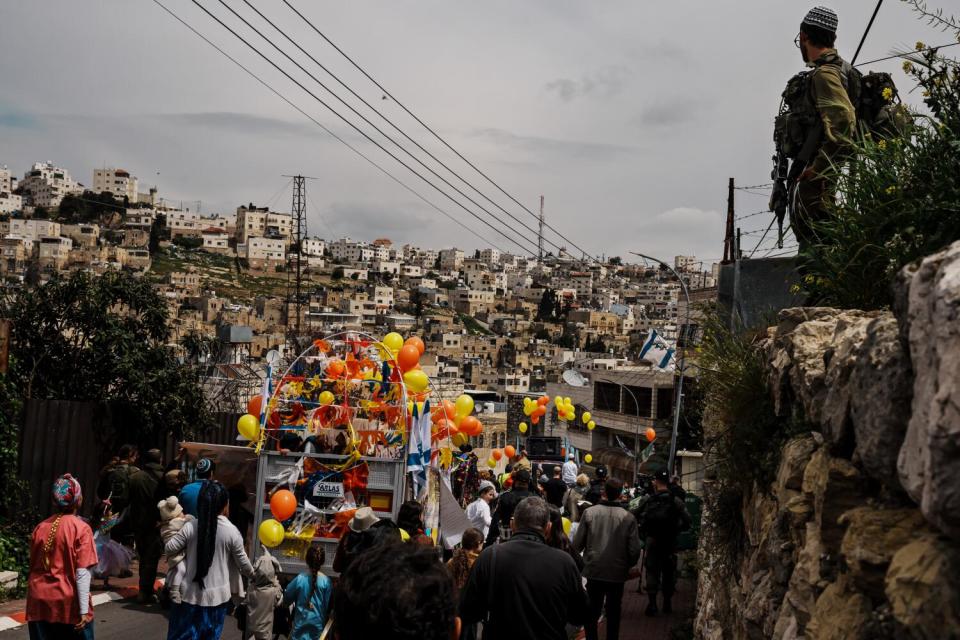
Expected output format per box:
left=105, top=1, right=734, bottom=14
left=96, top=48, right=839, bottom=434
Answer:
left=218, top=325, right=253, bottom=344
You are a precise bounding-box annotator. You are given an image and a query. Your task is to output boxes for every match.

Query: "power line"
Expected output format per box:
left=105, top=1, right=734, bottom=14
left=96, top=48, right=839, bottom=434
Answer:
left=279, top=0, right=602, bottom=264
left=237, top=0, right=573, bottom=260
left=852, top=0, right=885, bottom=66
left=149, top=0, right=509, bottom=254
left=186, top=0, right=539, bottom=256
left=855, top=41, right=959, bottom=67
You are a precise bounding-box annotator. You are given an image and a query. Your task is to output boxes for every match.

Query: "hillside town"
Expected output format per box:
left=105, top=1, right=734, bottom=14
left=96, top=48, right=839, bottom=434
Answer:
left=0, top=160, right=712, bottom=480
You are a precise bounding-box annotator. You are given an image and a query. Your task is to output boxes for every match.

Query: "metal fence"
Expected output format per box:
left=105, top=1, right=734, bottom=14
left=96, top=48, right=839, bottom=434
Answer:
left=17, top=399, right=240, bottom=519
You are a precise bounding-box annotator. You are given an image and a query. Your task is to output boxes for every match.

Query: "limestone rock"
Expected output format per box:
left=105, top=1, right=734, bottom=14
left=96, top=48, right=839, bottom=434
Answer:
left=802, top=450, right=867, bottom=554
left=885, top=534, right=960, bottom=640
left=897, top=240, right=960, bottom=540
left=820, top=311, right=883, bottom=453
left=805, top=577, right=872, bottom=640
left=767, top=307, right=842, bottom=419
left=839, top=506, right=928, bottom=598
left=775, top=434, right=819, bottom=498
left=850, top=315, right=912, bottom=489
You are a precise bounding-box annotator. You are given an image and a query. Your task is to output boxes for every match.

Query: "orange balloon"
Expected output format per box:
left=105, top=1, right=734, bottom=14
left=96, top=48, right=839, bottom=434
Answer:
left=646, top=427, right=657, bottom=442
left=327, top=359, right=345, bottom=378
left=446, top=421, right=459, bottom=435
left=504, top=445, right=516, bottom=458
left=270, top=489, right=297, bottom=521
left=492, top=449, right=503, bottom=461
left=404, top=336, right=426, bottom=356
left=460, top=415, right=482, bottom=436
left=397, top=344, right=420, bottom=373
left=247, top=395, right=263, bottom=417
left=531, top=414, right=541, bottom=425
left=537, top=395, right=550, bottom=406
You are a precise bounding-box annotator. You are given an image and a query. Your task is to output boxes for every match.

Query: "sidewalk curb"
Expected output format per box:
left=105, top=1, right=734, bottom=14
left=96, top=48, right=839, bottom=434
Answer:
left=0, top=580, right=162, bottom=632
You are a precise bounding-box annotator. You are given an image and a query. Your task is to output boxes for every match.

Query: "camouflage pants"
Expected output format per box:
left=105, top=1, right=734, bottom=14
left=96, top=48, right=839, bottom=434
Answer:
left=793, top=177, right=830, bottom=252
left=644, top=545, right=677, bottom=597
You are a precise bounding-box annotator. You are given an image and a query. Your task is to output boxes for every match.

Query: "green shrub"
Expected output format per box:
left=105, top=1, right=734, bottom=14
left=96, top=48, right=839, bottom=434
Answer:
left=800, top=39, right=960, bottom=308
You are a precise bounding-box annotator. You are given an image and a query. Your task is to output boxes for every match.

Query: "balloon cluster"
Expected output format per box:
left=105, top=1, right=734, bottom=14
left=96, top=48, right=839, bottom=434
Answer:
left=258, top=489, right=298, bottom=548
left=431, top=394, right=482, bottom=447
left=522, top=395, right=549, bottom=424
left=554, top=396, right=576, bottom=422
left=581, top=411, right=596, bottom=431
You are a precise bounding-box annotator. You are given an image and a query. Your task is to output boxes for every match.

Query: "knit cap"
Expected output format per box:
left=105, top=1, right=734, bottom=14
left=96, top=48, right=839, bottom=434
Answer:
left=158, top=496, right=184, bottom=522
left=802, top=6, right=838, bottom=34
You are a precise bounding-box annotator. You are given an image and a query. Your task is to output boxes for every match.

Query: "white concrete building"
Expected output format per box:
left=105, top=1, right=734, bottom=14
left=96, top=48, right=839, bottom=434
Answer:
left=369, top=285, right=394, bottom=310
left=92, top=168, right=138, bottom=202
left=401, top=264, right=423, bottom=278
left=19, top=162, right=82, bottom=208
left=38, top=235, right=73, bottom=268
left=479, top=248, right=501, bottom=266
left=236, top=204, right=292, bottom=245
left=9, top=219, right=61, bottom=244
left=0, top=166, right=21, bottom=214
left=241, top=237, right=285, bottom=267
left=302, top=237, right=326, bottom=256
left=202, top=228, right=231, bottom=254
left=329, top=238, right=374, bottom=264
left=164, top=208, right=201, bottom=238
left=370, top=259, right=401, bottom=275
left=439, top=248, right=464, bottom=271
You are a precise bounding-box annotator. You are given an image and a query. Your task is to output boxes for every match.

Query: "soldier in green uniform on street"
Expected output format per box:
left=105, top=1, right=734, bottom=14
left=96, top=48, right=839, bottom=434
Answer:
left=791, top=6, right=857, bottom=249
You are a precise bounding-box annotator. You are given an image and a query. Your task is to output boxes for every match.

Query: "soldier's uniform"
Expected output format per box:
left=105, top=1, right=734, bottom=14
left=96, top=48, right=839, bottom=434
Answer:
left=794, top=48, right=857, bottom=249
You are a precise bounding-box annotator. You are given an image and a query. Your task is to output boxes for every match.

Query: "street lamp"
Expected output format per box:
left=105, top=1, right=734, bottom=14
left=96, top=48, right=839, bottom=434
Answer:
left=630, top=252, right=691, bottom=474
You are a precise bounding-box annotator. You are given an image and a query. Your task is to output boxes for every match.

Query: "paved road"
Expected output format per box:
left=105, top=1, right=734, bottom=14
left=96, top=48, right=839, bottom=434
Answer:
left=0, top=600, right=244, bottom=640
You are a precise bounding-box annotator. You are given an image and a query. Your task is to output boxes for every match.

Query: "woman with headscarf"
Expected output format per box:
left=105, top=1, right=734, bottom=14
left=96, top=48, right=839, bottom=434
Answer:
left=164, top=481, right=255, bottom=640
left=26, top=473, right=99, bottom=639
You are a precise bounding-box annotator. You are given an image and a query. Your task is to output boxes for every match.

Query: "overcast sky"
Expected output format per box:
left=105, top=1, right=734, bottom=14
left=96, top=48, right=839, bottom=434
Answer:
left=0, top=1, right=944, bottom=263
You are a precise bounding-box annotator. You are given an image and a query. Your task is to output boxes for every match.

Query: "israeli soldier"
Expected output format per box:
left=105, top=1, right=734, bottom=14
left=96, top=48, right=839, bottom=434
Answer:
left=791, top=6, right=857, bottom=249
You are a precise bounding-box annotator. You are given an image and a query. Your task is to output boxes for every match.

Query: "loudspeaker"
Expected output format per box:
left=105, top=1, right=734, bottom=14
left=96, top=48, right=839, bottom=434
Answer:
left=526, top=436, right=561, bottom=458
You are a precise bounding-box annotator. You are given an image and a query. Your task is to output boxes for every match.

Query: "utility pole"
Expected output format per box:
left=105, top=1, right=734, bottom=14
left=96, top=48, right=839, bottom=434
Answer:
left=283, top=174, right=314, bottom=351
left=538, top=195, right=545, bottom=264
left=722, top=178, right=736, bottom=263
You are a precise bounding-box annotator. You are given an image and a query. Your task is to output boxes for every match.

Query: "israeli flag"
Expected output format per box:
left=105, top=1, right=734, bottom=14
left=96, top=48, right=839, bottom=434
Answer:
left=406, top=399, right=432, bottom=498
left=639, top=329, right=676, bottom=371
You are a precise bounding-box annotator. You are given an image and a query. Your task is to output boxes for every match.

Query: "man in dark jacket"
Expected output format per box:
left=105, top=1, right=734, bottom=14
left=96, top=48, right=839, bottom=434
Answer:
left=494, top=469, right=535, bottom=541
left=583, top=465, right=608, bottom=507
left=633, top=470, right=691, bottom=615
left=127, top=448, right=164, bottom=603
left=460, top=496, right=588, bottom=639
left=573, top=478, right=641, bottom=640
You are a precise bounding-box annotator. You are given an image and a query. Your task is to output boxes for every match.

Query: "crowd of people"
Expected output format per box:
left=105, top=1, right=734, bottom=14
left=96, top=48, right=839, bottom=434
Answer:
left=23, top=444, right=691, bottom=640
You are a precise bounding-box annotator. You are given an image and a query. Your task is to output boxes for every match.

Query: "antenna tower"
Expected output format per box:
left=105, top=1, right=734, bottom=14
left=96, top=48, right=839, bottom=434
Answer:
left=283, top=175, right=311, bottom=350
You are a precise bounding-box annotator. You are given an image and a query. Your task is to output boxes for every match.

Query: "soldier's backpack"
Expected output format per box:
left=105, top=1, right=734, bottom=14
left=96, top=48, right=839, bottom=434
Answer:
left=639, top=492, right=680, bottom=541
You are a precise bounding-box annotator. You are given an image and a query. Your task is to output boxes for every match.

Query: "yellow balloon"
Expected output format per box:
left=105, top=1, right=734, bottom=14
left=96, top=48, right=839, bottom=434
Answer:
left=562, top=517, right=572, bottom=536
left=383, top=332, right=404, bottom=353
left=403, top=369, right=429, bottom=393
left=258, top=518, right=285, bottom=548
left=554, top=395, right=563, bottom=407
left=455, top=394, right=474, bottom=417
left=237, top=413, right=260, bottom=440
left=584, top=453, right=593, bottom=464
left=587, top=420, right=596, bottom=430
left=564, top=397, right=572, bottom=405
left=452, top=432, right=468, bottom=447
left=519, top=422, right=528, bottom=434
left=582, top=411, right=592, bottom=424
left=487, top=457, right=496, bottom=468
left=319, top=390, right=335, bottom=406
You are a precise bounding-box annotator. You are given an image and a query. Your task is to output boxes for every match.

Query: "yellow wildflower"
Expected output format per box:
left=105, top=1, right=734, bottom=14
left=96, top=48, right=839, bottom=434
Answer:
left=789, top=284, right=802, bottom=294
left=882, top=87, right=893, bottom=101
left=902, top=61, right=914, bottom=73
left=878, top=139, right=887, bottom=151
left=885, top=186, right=897, bottom=195
left=915, top=41, right=925, bottom=51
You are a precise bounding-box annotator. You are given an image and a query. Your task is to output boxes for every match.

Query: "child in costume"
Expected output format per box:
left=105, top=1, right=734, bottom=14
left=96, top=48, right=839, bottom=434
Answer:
left=245, top=547, right=282, bottom=640
left=157, top=496, right=191, bottom=603
left=90, top=499, right=134, bottom=588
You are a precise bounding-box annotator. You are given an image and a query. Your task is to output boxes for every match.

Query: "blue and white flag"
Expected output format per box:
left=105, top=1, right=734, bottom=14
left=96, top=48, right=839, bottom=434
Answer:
left=406, top=399, right=432, bottom=498
left=639, top=329, right=676, bottom=371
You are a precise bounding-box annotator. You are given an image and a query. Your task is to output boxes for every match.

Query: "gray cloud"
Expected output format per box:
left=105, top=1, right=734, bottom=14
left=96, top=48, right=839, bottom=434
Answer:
left=470, top=127, right=640, bottom=160
left=635, top=100, right=702, bottom=128
left=153, top=112, right=324, bottom=138
left=545, top=66, right=630, bottom=102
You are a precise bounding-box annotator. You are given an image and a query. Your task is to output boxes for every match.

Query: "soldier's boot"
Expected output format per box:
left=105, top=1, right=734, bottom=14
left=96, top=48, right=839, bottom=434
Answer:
left=645, top=593, right=658, bottom=617
left=662, top=594, right=673, bottom=614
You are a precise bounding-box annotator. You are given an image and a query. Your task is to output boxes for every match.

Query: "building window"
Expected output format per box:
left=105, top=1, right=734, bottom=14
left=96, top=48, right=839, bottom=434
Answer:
left=594, top=381, right=621, bottom=412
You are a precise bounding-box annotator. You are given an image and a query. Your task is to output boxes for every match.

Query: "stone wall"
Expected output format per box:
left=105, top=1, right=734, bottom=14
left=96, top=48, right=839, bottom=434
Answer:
left=694, top=242, right=960, bottom=640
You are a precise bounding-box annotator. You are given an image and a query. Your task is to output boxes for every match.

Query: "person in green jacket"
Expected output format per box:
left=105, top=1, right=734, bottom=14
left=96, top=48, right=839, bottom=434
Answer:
left=793, top=6, right=857, bottom=250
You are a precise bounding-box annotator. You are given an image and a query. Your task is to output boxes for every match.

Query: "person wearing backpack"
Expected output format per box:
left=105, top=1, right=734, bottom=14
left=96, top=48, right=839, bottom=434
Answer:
left=99, top=445, right=139, bottom=550
left=633, top=470, right=690, bottom=616
left=788, top=6, right=857, bottom=251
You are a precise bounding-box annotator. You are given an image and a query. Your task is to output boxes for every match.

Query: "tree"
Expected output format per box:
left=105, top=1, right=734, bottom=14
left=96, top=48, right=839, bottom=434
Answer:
left=149, top=213, right=166, bottom=253
left=332, top=267, right=345, bottom=280
left=534, top=327, right=551, bottom=341
left=2, top=271, right=211, bottom=442
left=609, top=256, right=622, bottom=266
left=536, top=289, right=556, bottom=321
